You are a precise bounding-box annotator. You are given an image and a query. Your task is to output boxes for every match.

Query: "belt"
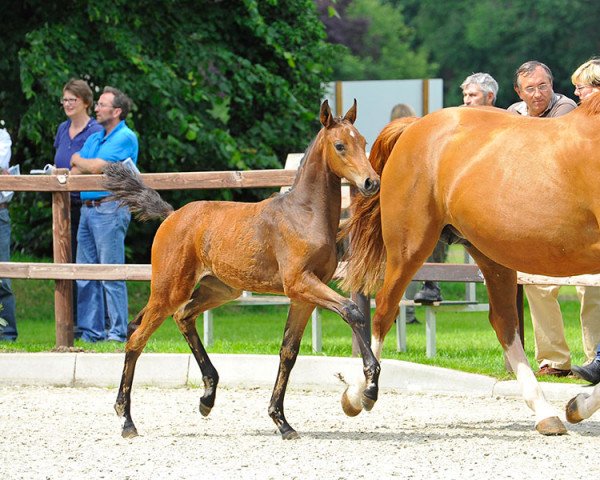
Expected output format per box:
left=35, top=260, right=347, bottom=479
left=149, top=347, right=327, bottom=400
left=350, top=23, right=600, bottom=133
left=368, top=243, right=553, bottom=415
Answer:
left=0, top=203, right=8, bottom=210
left=83, top=199, right=107, bottom=207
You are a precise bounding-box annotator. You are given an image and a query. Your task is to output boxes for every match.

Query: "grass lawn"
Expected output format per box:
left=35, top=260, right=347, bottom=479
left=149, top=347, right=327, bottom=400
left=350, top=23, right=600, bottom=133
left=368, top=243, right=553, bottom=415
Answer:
left=0, top=249, right=589, bottom=383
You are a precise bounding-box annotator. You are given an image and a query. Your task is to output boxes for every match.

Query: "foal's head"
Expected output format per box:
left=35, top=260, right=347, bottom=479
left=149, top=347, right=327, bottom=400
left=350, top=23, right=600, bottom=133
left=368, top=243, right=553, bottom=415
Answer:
left=319, top=99, right=380, bottom=196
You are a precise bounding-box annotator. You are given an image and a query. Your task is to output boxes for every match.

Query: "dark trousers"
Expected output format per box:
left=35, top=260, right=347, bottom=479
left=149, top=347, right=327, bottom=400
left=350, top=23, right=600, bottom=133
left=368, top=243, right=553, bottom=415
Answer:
left=0, top=208, right=16, bottom=340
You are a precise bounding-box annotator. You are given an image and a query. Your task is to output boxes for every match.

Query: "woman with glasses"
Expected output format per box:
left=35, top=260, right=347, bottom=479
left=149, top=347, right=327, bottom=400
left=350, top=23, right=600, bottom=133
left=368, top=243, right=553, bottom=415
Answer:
left=569, top=59, right=600, bottom=386
left=572, top=58, right=600, bottom=103
left=53, top=78, right=102, bottom=338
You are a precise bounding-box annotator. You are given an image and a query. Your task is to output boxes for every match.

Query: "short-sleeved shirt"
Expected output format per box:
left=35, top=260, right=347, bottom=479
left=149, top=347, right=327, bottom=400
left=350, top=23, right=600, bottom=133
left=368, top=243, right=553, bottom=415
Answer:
left=0, top=129, right=11, bottom=170
left=79, top=120, right=139, bottom=201
left=507, top=93, right=576, bottom=118
left=53, top=118, right=102, bottom=169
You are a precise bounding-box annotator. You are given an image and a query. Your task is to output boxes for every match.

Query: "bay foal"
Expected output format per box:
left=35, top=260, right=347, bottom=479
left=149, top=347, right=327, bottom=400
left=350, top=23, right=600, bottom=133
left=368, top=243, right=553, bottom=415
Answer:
left=105, top=100, right=380, bottom=439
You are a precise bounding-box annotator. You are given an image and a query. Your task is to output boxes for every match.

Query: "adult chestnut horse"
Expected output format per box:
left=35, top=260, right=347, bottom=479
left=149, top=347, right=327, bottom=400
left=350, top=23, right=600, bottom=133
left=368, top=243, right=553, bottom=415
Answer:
left=341, top=93, right=600, bottom=436
left=104, top=100, right=381, bottom=440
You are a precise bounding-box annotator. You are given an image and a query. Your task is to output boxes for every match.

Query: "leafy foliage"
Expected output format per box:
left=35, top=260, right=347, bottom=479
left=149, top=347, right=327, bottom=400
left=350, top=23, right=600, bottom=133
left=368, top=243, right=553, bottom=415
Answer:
left=2, top=0, right=334, bottom=260
left=316, top=0, right=435, bottom=80
left=408, top=0, right=600, bottom=107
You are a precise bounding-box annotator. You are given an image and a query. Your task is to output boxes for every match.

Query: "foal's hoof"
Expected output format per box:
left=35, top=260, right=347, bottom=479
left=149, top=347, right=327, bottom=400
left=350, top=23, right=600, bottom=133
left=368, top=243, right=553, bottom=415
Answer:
left=361, top=394, right=376, bottom=412
left=121, top=425, right=139, bottom=439
left=199, top=400, right=212, bottom=417
left=282, top=429, right=300, bottom=440
left=566, top=394, right=587, bottom=424
left=535, top=416, right=567, bottom=436
left=341, top=387, right=362, bottom=417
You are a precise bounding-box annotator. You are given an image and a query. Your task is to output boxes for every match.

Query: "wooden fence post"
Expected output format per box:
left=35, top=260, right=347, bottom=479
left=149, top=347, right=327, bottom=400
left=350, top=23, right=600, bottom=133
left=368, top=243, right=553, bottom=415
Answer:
left=52, top=171, right=73, bottom=348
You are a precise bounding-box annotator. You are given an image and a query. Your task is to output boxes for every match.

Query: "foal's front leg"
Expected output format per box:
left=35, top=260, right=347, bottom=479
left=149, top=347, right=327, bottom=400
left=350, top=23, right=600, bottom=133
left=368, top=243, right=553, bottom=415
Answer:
left=287, top=275, right=380, bottom=415
left=269, top=302, right=313, bottom=439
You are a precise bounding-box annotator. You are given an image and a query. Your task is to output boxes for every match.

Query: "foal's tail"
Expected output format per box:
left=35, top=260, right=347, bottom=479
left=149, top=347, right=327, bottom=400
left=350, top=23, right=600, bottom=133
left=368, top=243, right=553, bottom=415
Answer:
left=102, top=163, right=174, bottom=221
left=338, top=117, right=417, bottom=294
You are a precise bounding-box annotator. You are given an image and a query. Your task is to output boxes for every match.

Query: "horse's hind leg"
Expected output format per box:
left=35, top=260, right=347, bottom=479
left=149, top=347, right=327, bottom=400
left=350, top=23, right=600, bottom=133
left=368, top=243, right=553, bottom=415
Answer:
left=566, top=383, right=600, bottom=423
left=268, top=302, right=313, bottom=440
left=172, top=276, right=242, bottom=417
left=114, top=303, right=172, bottom=438
left=466, top=245, right=567, bottom=436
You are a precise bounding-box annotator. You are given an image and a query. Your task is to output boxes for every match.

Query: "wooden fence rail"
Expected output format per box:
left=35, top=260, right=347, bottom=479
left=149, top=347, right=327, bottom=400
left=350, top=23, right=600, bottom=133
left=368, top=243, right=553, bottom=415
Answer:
left=0, top=170, right=598, bottom=348
left=0, top=169, right=296, bottom=346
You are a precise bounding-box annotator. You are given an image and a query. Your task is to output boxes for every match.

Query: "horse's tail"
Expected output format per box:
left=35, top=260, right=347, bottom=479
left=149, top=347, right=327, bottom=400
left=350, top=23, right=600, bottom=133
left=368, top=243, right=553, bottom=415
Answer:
left=338, top=117, right=417, bottom=294
left=102, top=163, right=174, bottom=222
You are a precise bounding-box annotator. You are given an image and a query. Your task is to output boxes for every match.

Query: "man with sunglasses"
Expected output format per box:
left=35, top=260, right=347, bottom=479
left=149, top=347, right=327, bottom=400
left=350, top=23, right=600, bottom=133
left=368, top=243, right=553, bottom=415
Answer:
left=70, top=86, right=138, bottom=344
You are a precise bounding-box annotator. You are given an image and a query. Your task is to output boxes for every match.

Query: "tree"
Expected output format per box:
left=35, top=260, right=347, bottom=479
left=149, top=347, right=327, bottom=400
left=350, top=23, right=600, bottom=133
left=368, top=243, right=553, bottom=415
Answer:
left=1, top=0, right=335, bottom=261
left=409, top=0, right=600, bottom=107
left=316, top=0, right=435, bottom=80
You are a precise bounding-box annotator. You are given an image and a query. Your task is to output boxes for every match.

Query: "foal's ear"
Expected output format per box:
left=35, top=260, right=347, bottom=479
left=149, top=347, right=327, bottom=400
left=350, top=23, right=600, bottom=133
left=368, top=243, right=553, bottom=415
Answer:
left=343, top=99, right=357, bottom=125
left=320, top=100, right=335, bottom=128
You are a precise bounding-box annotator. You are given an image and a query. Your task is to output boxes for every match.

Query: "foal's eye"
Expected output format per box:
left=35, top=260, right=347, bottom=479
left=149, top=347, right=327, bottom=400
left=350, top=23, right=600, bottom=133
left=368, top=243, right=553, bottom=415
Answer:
left=335, top=143, right=345, bottom=152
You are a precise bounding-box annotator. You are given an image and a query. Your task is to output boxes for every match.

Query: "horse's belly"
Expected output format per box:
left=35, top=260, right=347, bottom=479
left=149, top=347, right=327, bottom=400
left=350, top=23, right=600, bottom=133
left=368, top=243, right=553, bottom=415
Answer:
left=458, top=223, right=600, bottom=276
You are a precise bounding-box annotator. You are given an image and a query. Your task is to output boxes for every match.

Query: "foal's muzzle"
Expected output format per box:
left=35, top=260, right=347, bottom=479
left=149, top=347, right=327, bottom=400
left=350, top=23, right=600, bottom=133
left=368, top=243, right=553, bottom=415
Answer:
left=360, top=177, right=380, bottom=196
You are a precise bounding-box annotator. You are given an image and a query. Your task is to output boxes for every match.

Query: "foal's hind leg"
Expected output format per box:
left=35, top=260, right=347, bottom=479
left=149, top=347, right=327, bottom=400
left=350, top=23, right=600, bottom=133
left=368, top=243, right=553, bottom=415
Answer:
left=466, top=245, right=567, bottom=436
left=172, top=276, right=242, bottom=417
left=268, top=302, right=313, bottom=440
left=115, top=246, right=201, bottom=437
left=114, top=303, right=174, bottom=438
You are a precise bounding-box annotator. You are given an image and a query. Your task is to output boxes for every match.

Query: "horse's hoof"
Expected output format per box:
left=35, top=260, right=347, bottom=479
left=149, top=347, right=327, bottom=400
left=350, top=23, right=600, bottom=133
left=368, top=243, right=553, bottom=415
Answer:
left=566, top=394, right=587, bottom=424
left=341, top=387, right=362, bottom=417
left=199, top=401, right=212, bottom=417
left=282, top=429, right=300, bottom=440
left=535, top=416, right=567, bottom=436
left=121, top=426, right=139, bottom=439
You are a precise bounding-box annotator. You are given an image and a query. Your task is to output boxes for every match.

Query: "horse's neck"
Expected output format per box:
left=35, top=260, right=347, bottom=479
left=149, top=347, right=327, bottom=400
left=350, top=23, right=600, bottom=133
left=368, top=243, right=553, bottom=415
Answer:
left=288, top=153, right=342, bottom=231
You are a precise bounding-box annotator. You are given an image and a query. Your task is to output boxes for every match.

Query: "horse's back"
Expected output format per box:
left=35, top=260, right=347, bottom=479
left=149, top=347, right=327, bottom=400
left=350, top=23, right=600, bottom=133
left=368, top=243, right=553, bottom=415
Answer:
left=382, top=106, right=600, bottom=276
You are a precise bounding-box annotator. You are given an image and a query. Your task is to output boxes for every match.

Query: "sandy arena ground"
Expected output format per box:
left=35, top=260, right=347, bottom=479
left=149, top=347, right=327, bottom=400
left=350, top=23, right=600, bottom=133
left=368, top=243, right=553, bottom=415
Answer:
left=1, top=384, right=600, bottom=479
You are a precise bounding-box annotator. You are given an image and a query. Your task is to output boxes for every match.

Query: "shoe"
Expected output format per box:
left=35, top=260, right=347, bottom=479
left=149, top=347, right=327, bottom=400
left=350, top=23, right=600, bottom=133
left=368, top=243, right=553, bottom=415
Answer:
left=406, top=316, right=421, bottom=325
left=572, top=360, right=600, bottom=385
left=535, top=365, right=571, bottom=377
left=413, top=281, right=442, bottom=304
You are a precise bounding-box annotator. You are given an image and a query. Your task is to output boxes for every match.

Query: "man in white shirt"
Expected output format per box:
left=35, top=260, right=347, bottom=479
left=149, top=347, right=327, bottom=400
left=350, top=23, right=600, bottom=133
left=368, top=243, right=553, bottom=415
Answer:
left=0, top=128, right=16, bottom=341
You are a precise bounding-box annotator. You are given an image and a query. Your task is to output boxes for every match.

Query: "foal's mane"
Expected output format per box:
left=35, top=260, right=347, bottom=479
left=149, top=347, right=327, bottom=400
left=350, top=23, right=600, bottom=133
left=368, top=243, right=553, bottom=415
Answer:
left=579, top=92, right=600, bottom=116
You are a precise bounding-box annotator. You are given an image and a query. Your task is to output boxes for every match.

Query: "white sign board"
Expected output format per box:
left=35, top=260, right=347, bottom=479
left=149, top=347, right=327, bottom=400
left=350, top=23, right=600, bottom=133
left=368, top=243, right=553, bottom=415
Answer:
left=323, top=79, right=443, bottom=148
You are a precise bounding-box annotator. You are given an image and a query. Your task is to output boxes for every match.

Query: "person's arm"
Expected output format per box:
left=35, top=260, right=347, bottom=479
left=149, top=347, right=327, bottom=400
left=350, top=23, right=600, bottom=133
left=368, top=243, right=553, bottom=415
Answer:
left=0, top=129, right=11, bottom=171
left=70, top=153, right=110, bottom=175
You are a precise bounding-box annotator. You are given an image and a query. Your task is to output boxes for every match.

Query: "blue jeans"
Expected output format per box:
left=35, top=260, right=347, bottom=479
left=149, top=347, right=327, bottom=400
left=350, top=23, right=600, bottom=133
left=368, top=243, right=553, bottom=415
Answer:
left=76, top=201, right=130, bottom=342
left=0, top=208, right=16, bottom=341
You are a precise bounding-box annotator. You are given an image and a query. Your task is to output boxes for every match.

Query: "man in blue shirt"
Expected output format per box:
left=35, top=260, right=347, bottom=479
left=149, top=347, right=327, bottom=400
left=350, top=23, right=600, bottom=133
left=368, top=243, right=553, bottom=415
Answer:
left=71, top=86, right=138, bottom=343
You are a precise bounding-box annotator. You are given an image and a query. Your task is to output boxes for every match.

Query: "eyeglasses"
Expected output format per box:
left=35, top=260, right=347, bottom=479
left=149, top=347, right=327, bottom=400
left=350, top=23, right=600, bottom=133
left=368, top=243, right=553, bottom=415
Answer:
left=61, top=98, right=79, bottom=105
left=94, top=102, right=115, bottom=109
left=523, top=83, right=550, bottom=95
left=575, top=84, right=592, bottom=92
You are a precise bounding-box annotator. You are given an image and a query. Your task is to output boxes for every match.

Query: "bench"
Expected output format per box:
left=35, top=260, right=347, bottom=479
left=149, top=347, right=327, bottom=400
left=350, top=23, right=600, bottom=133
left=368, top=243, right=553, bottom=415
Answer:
left=396, top=251, right=488, bottom=358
